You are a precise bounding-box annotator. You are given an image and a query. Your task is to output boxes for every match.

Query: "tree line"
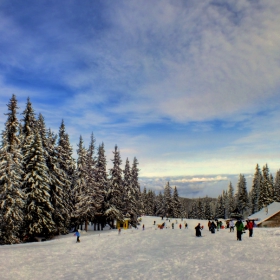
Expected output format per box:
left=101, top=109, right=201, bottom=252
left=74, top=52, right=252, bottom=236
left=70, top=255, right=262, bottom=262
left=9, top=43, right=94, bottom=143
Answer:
left=0, top=95, right=141, bottom=244
left=187, top=164, right=280, bottom=220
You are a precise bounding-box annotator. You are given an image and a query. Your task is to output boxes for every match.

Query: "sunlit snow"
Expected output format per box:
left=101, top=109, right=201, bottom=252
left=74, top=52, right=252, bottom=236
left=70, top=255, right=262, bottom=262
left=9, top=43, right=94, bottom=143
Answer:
left=1, top=216, right=280, bottom=279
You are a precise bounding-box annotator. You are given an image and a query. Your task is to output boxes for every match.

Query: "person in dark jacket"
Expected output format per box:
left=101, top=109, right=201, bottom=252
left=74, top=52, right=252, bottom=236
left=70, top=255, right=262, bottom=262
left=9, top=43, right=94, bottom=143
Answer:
left=235, top=220, right=244, bottom=241
left=210, top=221, right=216, bottom=233
left=195, top=223, right=202, bottom=237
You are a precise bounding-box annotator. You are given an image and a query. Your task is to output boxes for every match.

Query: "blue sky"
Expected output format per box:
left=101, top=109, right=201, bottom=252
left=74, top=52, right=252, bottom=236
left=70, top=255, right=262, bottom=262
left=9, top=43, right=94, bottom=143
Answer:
left=1, top=0, right=280, bottom=198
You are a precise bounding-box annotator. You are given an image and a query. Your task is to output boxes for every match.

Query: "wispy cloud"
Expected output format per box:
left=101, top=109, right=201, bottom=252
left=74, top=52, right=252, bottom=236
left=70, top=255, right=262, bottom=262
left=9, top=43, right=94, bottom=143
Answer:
left=0, top=0, right=280, bottom=188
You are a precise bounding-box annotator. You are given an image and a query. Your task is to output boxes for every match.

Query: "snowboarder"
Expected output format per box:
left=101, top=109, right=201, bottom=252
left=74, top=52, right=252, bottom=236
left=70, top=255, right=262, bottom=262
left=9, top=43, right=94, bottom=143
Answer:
left=195, top=223, right=202, bottom=237
left=74, top=229, right=80, bottom=243
left=235, top=220, right=244, bottom=241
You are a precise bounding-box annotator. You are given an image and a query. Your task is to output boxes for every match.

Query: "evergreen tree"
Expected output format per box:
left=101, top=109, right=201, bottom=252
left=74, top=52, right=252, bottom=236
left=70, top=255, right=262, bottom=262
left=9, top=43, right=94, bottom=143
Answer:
left=258, top=164, right=273, bottom=210
left=163, top=181, right=173, bottom=217
left=106, top=145, right=124, bottom=226
left=72, top=136, right=88, bottom=228
left=0, top=95, right=25, bottom=244
left=82, top=133, right=103, bottom=231
left=222, top=190, right=228, bottom=218
left=227, top=182, right=235, bottom=216
left=46, top=129, right=71, bottom=234
left=131, top=157, right=141, bottom=217
left=189, top=200, right=197, bottom=219
left=123, top=158, right=138, bottom=225
left=197, top=198, right=204, bottom=220
left=215, top=195, right=224, bottom=218
left=204, top=197, right=212, bottom=220
left=235, top=174, right=248, bottom=214
left=57, top=120, right=76, bottom=226
left=155, top=191, right=164, bottom=217
left=172, top=186, right=182, bottom=218
left=23, top=130, right=56, bottom=239
left=250, top=164, right=261, bottom=214
left=274, top=170, right=280, bottom=202
left=94, top=143, right=107, bottom=230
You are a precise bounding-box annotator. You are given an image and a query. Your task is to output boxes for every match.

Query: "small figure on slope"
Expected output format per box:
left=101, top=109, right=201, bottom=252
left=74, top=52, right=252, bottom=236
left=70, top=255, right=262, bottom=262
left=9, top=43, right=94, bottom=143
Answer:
left=195, top=223, right=202, bottom=237
left=74, top=229, right=80, bottom=243
left=248, top=220, right=254, bottom=237
left=235, top=220, right=244, bottom=241
left=142, top=224, right=145, bottom=230
left=210, top=221, right=216, bottom=234
left=229, top=220, right=235, bottom=232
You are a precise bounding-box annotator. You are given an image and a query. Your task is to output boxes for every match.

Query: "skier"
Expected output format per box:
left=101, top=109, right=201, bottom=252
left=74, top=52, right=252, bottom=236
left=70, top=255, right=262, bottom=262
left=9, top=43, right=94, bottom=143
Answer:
left=208, top=220, right=211, bottom=231
left=179, top=224, right=182, bottom=229
left=74, top=229, right=80, bottom=243
left=195, top=223, right=202, bottom=237
left=118, top=227, right=121, bottom=235
left=235, top=219, right=244, bottom=241
left=172, top=223, right=174, bottom=229
left=185, top=222, right=188, bottom=229
left=142, top=224, right=145, bottom=230
left=229, top=220, right=235, bottom=232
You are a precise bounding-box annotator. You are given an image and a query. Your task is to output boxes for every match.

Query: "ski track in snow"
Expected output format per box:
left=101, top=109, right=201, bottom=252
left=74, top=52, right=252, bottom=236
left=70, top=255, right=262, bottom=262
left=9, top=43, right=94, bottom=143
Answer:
left=1, top=217, right=280, bottom=280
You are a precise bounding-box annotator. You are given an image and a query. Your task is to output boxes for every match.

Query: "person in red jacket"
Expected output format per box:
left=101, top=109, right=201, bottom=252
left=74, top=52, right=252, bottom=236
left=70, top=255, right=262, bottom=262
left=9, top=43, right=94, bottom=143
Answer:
left=248, top=220, right=254, bottom=237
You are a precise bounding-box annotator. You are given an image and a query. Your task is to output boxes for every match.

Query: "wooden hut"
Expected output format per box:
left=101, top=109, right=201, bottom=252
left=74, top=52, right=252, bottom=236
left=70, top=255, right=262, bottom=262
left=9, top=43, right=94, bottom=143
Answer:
left=248, top=202, right=280, bottom=227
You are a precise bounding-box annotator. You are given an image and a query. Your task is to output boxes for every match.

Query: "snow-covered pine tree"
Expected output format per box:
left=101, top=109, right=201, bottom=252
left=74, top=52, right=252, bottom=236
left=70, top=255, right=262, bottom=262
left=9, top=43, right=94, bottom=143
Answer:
left=0, top=95, right=25, bottom=244
left=222, top=190, right=228, bottom=218
left=250, top=164, right=261, bottom=214
left=123, top=158, right=138, bottom=225
left=274, top=170, right=280, bottom=202
left=163, top=181, right=173, bottom=217
left=197, top=198, right=204, bottom=220
left=46, top=129, right=70, bottom=234
left=172, top=186, right=182, bottom=218
left=258, top=164, right=273, bottom=210
left=131, top=157, right=141, bottom=217
left=72, top=136, right=88, bottom=229
left=215, top=195, right=224, bottom=218
left=142, top=187, right=148, bottom=215
left=94, top=143, right=107, bottom=230
left=106, top=145, right=124, bottom=227
left=204, top=196, right=212, bottom=220
left=57, top=120, right=76, bottom=227
left=155, top=191, right=164, bottom=217
left=235, top=174, right=248, bottom=214
left=269, top=173, right=275, bottom=202
left=23, top=130, right=56, bottom=239
left=188, top=200, right=197, bottom=219
left=20, top=97, right=37, bottom=154
left=227, top=182, right=235, bottom=217
left=82, top=133, right=103, bottom=231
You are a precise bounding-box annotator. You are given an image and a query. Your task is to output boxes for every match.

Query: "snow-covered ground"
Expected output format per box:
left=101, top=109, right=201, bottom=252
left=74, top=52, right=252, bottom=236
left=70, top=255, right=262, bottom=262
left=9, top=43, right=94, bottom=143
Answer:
left=1, top=216, right=280, bottom=280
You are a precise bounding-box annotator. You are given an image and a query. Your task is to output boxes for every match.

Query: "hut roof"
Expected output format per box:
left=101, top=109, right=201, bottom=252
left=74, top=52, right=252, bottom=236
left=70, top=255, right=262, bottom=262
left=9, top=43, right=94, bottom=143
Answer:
left=248, top=202, right=280, bottom=225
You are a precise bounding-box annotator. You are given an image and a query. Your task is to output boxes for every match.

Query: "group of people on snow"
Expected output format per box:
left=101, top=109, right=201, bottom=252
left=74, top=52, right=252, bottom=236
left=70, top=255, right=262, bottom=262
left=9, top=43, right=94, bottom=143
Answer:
left=195, top=219, right=255, bottom=240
